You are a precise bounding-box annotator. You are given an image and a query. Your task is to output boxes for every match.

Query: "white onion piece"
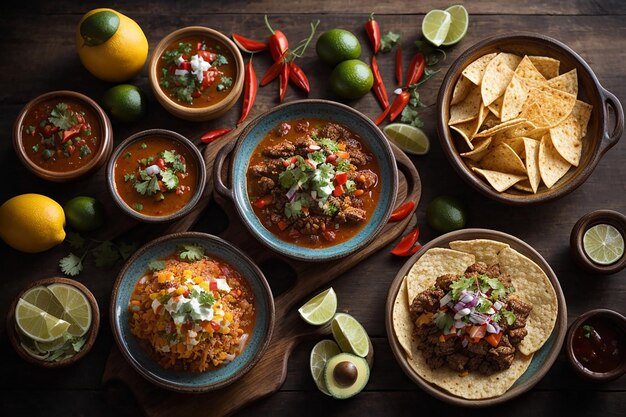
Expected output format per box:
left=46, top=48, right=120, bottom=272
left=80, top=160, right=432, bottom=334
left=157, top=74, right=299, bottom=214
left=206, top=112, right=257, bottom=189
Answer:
left=486, top=323, right=496, bottom=334
left=454, top=308, right=471, bottom=319
left=460, top=293, right=474, bottom=304
left=486, top=307, right=495, bottom=315
left=454, top=320, right=465, bottom=329
left=145, top=165, right=160, bottom=176
left=439, top=292, right=452, bottom=307
left=493, top=301, right=502, bottom=311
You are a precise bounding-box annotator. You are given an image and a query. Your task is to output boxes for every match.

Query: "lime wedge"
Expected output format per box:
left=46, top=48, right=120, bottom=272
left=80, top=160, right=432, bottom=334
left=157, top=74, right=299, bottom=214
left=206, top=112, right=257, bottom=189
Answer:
left=21, top=286, right=65, bottom=318
left=48, top=283, right=92, bottom=337
left=310, top=339, right=341, bottom=396
left=383, top=123, right=430, bottom=155
left=583, top=223, right=625, bottom=265
left=15, top=299, right=71, bottom=342
left=443, top=5, right=469, bottom=46
left=331, top=312, right=370, bottom=358
left=422, top=9, right=452, bottom=47
left=298, top=287, right=337, bottom=326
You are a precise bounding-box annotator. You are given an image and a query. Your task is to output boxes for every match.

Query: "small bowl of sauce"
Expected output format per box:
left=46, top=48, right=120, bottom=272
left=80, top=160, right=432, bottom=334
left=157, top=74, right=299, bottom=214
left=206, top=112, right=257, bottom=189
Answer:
left=566, top=309, right=626, bottom=382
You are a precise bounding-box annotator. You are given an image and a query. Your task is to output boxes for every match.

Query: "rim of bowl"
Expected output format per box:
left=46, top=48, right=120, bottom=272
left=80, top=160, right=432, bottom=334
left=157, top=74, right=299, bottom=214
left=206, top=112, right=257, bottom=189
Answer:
left=436, top=32, right=608, bottom=205
left=565, top=308, right=626, bottom=382
left=148, top=26, right=244, bottom=119
left=106, top=128, right=207, bottom=223
left=7, top=277, right=100, bottom=368
left=109, top=231, right=275, bottom=392
left=385, top=228, right=568, bottom=407
left=228, top=98, right=398, bottom=262
left=12, top=90, right=113, bottom=182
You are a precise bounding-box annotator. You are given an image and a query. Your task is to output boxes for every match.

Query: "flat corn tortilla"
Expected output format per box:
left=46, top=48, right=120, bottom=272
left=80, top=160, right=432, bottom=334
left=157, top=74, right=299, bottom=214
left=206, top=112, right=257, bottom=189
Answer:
left=449, top=239, right=510, bottom=265
left=392, top=277, right=413, bottom=359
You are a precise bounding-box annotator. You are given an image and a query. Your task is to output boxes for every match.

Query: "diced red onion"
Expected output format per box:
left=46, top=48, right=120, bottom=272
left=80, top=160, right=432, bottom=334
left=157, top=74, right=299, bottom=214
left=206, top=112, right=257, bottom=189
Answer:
left=469, top=313, right=487, bottom=324
left=460, top=293, right=474, bottom=304
left=145, top=165, right=160, bottom=176
left=439, top=292, right=452, bottom=307
left=454, top=301, right=466, bottom=311
left=486, top=323, right=497, bottom=334
left=308, top=144, right=321, bottom=151
left=486, top=307, right=495, bottom=315
left=286, top=184, right=299, bottom=202
left=465, top=295, right=479, bottom=309
left=492, top=322, right=501, bottom=333
left=454, top=308, right=471, bottom=320
left=493, top=301, right=502, bottom=311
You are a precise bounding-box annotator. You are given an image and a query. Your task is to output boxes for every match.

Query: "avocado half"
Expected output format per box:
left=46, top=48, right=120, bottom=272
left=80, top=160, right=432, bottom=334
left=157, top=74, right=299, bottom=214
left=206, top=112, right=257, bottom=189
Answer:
left=324, top=352, right=370, bottom=399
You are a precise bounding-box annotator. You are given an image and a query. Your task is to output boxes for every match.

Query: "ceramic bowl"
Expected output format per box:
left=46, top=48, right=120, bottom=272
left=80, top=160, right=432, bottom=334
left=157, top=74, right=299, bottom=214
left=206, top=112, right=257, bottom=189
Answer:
left=213, top=99, right=398, bottom=262
left=12, top=90, right=113, bottom=182
left=7, top=277, right=100, bottom=368
left=570, top=209, right=626, bottom=275
left=106, top=128, right=207, bottom=223
left=149, top=26, right=244, bottom=121
left=565, top=309, right=626, bottom=382
left=437, top=33, right=624, bottom=205
left=110, top=232, right=275, bottom=393
left=385, top=228, right=568, bottom=406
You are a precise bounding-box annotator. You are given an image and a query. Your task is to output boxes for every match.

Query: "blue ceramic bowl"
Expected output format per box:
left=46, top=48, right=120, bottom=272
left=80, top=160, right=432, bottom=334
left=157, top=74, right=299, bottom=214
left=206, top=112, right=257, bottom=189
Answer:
left=214, top=99, right=398, bottom=262
left=110, top=232, right=274, bottom=393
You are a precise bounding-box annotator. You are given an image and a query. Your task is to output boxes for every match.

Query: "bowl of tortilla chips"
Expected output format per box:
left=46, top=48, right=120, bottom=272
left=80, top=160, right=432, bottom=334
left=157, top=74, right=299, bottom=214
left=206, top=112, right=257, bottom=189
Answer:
left=437, top=33, right=624, bottom=205
left=385, top=228, right=567, bottom=406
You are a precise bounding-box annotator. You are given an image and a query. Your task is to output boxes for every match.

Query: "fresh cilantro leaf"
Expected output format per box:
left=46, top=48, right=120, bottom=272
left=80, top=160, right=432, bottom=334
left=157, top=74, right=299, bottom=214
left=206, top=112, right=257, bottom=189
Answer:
left=79, top=145, right=91, bottom=158
left=178, top=244, right=205, bottom=261
left=148, top=260, right=167, bottom=271
left=124, top=173, right=135, bottom=182
left=65, top=232, right=85, bottom=250
left=49, top=103, right=77, bottom=130
left=279, top=169, right=296, bottom=188
left=134, top=175, right=160, bottom=196
left=162, top=150, right=178, bottom=164
left=93, top=241, right=120, bottom=268
left=317, top=138, right=339, bottom=154
left=323, top=202, right=339, bottom=216
left=32, top=144, right=40, bottom=153
left=284, top=201, right=302, bottom=219
left=449, top=276, right=475, bottom=300
left=213, top=54, right=228, bottom=66
left=380, top=31, right=401, bottom=53
left=499, top=308, right=517, bottom=326
left=162, top=150, right=186, bottom=172
left=582, top=324, right=594, bottom=339
left=161, top=169, right=179, bottom=191
left=162, top=42, right=193, bottom=64
left=71, top=337, right=86, bottom=352
left=198, top=291, right=215, bottom=306
left=474, top=296, right=493, bottom=313
left=124, top=152, right=132, bottom=159
left=118, top=241, right=137, bottom=260
left=133, top=203, right=144, bottom=211
left=26, top=125, right=36, bottom=135
left=400, top=105, right=424, bottom=128
left=140, top=143, right=148, bottom=149
left=308, top=151, right=326, bottom=164
left=336, top=159, right=351, bottom=172
left=344, top=179, right=356, bottom=193
left=217, top=76, right=233, bottom=91
left=59, top=253, right=83, bottom=276
left=433, top=311, right=453, bottom=330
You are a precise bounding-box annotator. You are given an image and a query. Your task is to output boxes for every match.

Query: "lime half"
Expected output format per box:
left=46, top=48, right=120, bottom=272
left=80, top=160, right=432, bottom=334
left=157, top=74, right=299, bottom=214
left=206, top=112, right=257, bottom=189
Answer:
left=383, top=123, right=431, bottom=155
left=15, top=299, right=71, bottom=342
left=298, top=287, right=337, bottom=326
left=422, top=9, right=452, bottom=47
left=310, top=339, right=341, bottom=396
left=331, top=312, right=370, bottom=358
left=583, top=224, right=625, bottom=265
left=443, top=5, right=469, bottom=46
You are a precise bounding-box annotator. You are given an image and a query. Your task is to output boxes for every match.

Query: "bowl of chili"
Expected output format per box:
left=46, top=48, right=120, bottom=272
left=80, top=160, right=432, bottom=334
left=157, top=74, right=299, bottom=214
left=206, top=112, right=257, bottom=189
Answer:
left=106, top=128, right=207, bottom=223
left=12, top=90, right=113, bottom=182
left=149, top=26, right=244, bottom=121
left=214, top=99, right=398, bottom=262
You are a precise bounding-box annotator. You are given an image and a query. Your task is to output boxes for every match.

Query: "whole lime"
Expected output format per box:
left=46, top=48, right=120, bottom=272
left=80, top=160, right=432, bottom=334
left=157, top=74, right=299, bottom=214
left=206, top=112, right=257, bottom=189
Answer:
left=102, top=84, right=147, bottom=123
left=426, top=195, right=467, bottom=233
left=316, top=29, right=362, bottom=66
left=329, top=59, right=373, bottom=100
left=63, top=196, right=105, bottom=232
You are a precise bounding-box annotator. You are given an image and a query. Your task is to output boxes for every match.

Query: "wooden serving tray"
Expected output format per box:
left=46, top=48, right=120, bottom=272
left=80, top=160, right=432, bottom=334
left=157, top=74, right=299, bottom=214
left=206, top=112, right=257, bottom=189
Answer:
left=102, top=128, right=422, bottom=417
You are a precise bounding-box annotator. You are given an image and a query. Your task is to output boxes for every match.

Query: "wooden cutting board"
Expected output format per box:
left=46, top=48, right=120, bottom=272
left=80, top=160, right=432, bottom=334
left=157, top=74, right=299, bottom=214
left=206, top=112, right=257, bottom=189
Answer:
left=102, top=128, right=422, bottom=417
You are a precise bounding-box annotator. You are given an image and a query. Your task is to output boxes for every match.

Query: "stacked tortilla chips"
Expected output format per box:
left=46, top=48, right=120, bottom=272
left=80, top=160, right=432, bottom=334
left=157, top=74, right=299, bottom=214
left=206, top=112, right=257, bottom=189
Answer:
left=449, top=52, right=593, bottom=193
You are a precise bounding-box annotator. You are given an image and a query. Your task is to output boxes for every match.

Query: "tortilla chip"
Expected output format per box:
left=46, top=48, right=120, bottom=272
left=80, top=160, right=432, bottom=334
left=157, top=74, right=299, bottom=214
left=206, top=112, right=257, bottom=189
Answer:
left=472, top=167, right=526, bottom=192
left=513, top=179, right=534, bottom=193
left=491, top=135, right=525, bottom=155
left=406, top=248, right=475, bottom=303
left=450, top=103, right=488, bottom=150
left=480, top=111, right=501, bottom=131
left=503, top=119, right=540, bottom=138
left=571, top=100, right=593, bottom=138
left=392, top=277, right=413, bottom=359
left=523, top=138, right=541, bottom=193
left=546, top=69, right=578, bottom=96
left=519, top=102, right=551, bottom=128
left=474, top=118, right=527, bottom=139
left=549, top=115, right=582, bottom=166
left=462, top=52, right=497, bottom=85
left=481, top=53, right=521, bottom=106
left=480, top=143, right=527, bottom=175
left=449, top=84, right=483, bottom=125
left=488, top=96, right=504, bottom=119
left=501, top=75, right=532, bottom=122
left=522, top=86, right=576, bottom=127
left=497, top=247, right=558, bottom=355
left=528, top=56, right=560, bottom=79
left=451, top=75, right=473, bottom=105
left=538, top=134, right=571, bottom=188
left=514, top=56, right=547, bottom=83
left=460, top=137, right=492, bottom=161
left=449, top=239, right=510, bottom=265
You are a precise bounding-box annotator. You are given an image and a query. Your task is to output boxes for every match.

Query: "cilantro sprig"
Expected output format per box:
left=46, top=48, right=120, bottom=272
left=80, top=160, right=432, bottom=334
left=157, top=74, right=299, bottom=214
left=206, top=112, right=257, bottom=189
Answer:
left=177, top=244, right=205, bottom=262
left=59, top=232, right=136, bottom=276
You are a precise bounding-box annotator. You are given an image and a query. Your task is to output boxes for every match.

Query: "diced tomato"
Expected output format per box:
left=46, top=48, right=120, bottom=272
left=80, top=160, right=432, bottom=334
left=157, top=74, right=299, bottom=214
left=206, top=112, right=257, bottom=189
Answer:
left=485, top=332, right=503, bottom=347
left=196, top=41, right=204, bottom=51
left=209, top=281, right=218, bottom=291
left=210, top=321, right=220, bottom=332
left=155, top=158, right=166, bottom=170
left=305, top=159, right=316, bottom=169
left=179, top=61, right=191, bottom=71
left=336, top=150, right=350, bottom=160
left=168, top=64, right=177, bottom=74
left=191, top=89, right=201, bottom=98
left=61, top=125, right=82, bottom=143
left=253, top=195, right=273, bottom=209
left=467, top=324, right=487, bottom=342
left=335, top=172, right=348, bottom=185
left=332, top=184, right=344, bottom=197
left=325, top=154, right=337, bottom=164
left=277, top=221, right=289, bottom=231
left=282, top=160, right=290, bottom=167
left=43, top=124, right=58, bottom=137
left=197, top=50, right=216, bottom=62
left=67, top=145, right=76, bottom=155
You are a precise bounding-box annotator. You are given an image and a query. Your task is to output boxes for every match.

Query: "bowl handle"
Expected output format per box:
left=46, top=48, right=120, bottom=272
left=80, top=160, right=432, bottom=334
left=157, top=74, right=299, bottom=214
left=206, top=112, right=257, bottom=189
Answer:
left=213, top=140, right=237, bottom=200
left=599, top=87, right=624, bottom=156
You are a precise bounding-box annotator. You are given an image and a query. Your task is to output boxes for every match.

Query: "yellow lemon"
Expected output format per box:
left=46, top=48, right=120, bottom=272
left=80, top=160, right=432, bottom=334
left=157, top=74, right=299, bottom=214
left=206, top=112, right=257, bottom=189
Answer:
left=76, top=8, right=149, bottom=82
left=0, top=194, right=66, bottom=253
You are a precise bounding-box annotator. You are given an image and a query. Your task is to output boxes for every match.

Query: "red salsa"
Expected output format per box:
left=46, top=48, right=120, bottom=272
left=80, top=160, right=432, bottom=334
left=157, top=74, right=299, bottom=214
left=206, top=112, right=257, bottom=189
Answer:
left=157, top=37, right=237, bottom=108
left=572, top=317, right=625, bottom=373
left=20, top=98, right=100, bottom=172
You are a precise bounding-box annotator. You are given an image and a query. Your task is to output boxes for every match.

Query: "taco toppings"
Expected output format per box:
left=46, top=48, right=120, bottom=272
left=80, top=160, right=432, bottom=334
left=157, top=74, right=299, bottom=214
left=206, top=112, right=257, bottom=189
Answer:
left=410, top=262, right=532, bottom=375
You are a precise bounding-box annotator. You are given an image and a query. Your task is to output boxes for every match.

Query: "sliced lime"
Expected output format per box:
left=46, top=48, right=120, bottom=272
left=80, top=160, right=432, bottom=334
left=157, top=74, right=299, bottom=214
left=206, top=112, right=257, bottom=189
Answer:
left=443, top=5, right=469, bottom=46
left=15, top=299, right=70, bottom=342
left=310, top=339, right=341, bottom=396
left=298, top=287, right=338, bottom=326
left=383, top=123, right=431, bottom=155
left=48, top=283, right=92, bottom=337
left=21, top=286, right=65, bottom=318
left=331, top=312, right=370, bottom=358
left=583, top=224, right=625, bottom=265
left=422, top=10, right=452, bottom=47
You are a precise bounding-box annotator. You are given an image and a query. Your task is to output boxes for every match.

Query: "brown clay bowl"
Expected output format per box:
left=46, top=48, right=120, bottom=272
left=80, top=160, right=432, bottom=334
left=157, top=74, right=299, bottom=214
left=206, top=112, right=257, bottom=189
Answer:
left=437, top=33, right=624, bottom=205
left=149, top=26, right=244, bottom=121
left=12, top=90, right=113, bottom=182
left=565, top=309, right=626, bottom=382
left=7, top=277, right=100, bottom=368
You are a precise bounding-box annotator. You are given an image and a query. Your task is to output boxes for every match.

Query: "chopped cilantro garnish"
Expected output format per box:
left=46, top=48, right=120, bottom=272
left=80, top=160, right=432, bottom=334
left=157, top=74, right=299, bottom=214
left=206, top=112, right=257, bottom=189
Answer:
left=317, top=138, right=340, bottom=153
left=48, top=103, right=77, bottom=130
left=32, top=144, right=40, bottom=153
left=178, top=244, right=205, bottom=261
left=380, top=31, right=401, bottom=53
left=217, top=76, right=233, bottom=91
left=161, top=169, right=179, bottom=190
left=133, top=203, right=144, bottom=211
left=433, top=310, right=453, bottom=330
left=59, top=253, right=83, bottom=276
left=134, top=174, right=160, bottom=196
left=284, top=201, right=303, bottom=219
left=161, top=42, right=193, bottom=64
left=449, top=276, right=475, bottom=300
left=148, top=260, right=166, bottom=271
left=92, top=241, right=120, bottom=268
left=140, top=143, right=148, bottom=149
left=582, top=324, right=594, bottom=339
left=198, top=291, right=215, bottom=306
left=26, top=125, right=36, bottom=135
left=162, top=150, right=186, bottom=172
left=124, top=151, right=132, bottom=159
left=213, top=54, right=228, bottom=66
left=123, top=173, right=135, bottom=182
left=79, top=145, right=91, bottom=158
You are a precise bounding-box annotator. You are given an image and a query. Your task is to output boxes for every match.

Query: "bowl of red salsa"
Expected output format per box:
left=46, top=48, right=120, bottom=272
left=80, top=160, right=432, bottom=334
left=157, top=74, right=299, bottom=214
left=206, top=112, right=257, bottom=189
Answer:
left=149, top=26, right=244, bottom=121
left=12, top=90, right=113, bottom=182
left=565, top=308, right=626, bottom=382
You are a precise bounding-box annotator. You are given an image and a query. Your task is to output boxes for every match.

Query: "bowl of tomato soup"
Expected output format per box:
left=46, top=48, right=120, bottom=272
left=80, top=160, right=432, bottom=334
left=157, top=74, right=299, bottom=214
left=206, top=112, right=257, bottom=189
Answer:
left=13, top=90, right=113, bottom=182
left=107, top=129, right=206, bottom=223
left=149, top=26, right=244, bottom=121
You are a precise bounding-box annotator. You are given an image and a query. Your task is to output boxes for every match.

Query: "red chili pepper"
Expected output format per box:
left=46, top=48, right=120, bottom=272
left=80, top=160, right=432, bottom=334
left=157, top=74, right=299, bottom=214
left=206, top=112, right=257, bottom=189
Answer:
left=388, top=201, right=416, bottom=222
left=279, top=62, right=290, bottom=102
left=200, top=128, right=232, bottom=143
left=364, top=12, right=381, bottom=54
left=396, top=46, right=403, bottom=85
left=232, top=33, right=268, bottom=53
left=265, top=15, right=289, bottom=61
left=391, top=226, right=420, bottom=256
left=260, top=57, right=285, bottom=86
left=375, top=105, right=390, bottom=126
left=389, top=90, right=410, bottom=122
left=405, top=52, right=425, bottom=87
left=370, top=55, right=389, bottom=109
left=61, top=124, right=82, bottom=144
left=288, top=61, right=310, bottom=93
left=238, top=56, right=258, bottom=125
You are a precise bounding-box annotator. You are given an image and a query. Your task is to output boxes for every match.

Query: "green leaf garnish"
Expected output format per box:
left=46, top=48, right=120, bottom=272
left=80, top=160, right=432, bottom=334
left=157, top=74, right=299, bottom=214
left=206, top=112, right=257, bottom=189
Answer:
left=48, top=103, right=77, bottom=130
left=380, top=31, right=401, bottom=53
left=583, top=324, right=594, bottom=339
left=161, top=169, right=179, bottom=191
left=148, top=260, right=167, bottom=271
left=59, top=253, right=83, bottom=276
left=178, top=244, right=205, bottom=261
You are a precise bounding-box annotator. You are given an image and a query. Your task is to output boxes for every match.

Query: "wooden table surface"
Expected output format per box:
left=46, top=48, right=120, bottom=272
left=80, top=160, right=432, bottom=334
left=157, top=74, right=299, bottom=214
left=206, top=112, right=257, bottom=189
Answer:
left=1, top=1, right=625, bottom=416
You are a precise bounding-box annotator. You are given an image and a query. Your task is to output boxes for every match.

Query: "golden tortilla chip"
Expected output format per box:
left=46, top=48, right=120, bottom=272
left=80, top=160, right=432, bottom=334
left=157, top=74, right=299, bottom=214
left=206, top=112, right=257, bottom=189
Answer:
left=491, top=135, right=525, bottom=155
left=462, top=52, right=497, bottom=85
left=571, top=100, right=593, bottom=138
left=549, top=114, right=582, bottom=166
left=451, top=75, right=473, bottom=105
left=546, top=69, right=578, bottom=96
left=497, top=247, right=558, bottom=355
left=501, top=75, right=532, bottom=122
left=513, top=179, right=534, bottom=193
left=514, top=56, right=547, bottom=83
left=392, top=277, right=413, bottom=359
left=472, top=167, right=526, bottom=192
left=474, top=118, right=527, bottom=139
left=460, top=137, right=492, bottom=162
left=481, top=53, right=521, bottom=106
left=448, top=239, right=510, bottom=265
left=528, top=56, right=560, bottom=79
left=503, top=119, right=540, bottom=138
left=488, top=96, right=504, bottom=118
left=538, top=134, right=571, bottom=188
left=519, top=102, right=551, bottom=128
left=449, top=84, right=482, bottom=125
left=523, top=137, right=541, bottom=193
left=481, top=143, right=527, bottom=175
left=522, top=86, right=576, bottom=127
left=450, top=103, right=488, bottom=150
